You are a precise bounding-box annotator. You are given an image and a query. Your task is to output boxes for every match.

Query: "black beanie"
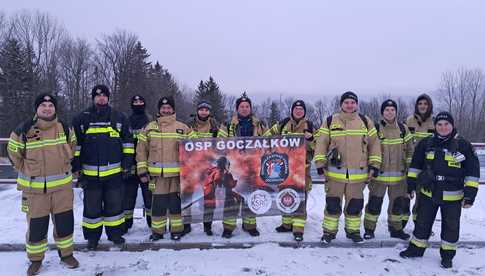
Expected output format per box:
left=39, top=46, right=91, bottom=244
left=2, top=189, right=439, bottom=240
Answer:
left=158, top=96, right=175, bottom=111
left=91, top=84, right=110, bottom=99
left=197, top=100, right=212, bottom=111
left=34, top=94, right=57, bottom=111
left=340, top=91, right=358, bottom=105
left=236, top=93, right=252, bottom=110
left=131, top=94, right=145, bottom=105
left=291, top=100, right=306, bottom=115
left=381, top=99, right=397, bottom=115
left=434, top=111, right=454, bottom=126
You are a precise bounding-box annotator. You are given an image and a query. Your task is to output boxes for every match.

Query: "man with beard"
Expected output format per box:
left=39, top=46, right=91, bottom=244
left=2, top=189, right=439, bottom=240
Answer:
left=72, top=85, right=133, bottom=250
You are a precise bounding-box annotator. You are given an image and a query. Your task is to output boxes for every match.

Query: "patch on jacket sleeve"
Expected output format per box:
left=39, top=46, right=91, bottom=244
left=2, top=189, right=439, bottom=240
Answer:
left=176, top=129, right=184, bottom=134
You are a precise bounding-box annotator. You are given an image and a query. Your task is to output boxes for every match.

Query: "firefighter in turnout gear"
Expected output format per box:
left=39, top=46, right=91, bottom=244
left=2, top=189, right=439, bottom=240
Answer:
left=363, top=99, right=413, bottom=240
left=314, top=91, right=382, bottom=244
left=186, top=100, right=219, bottom=236
left=405, top=94, right=435, bottom=227
left=122, top=95, right=152, bottom=233
left=264, top=100, right=315, bottom=242
left=72, top=85, right=134, bottom=250
left=217, top=93, right=267, bottom=238
left=400, top=112, right=479, bottom=269
left=136, top=96, right=192, bottom=241
left=8, top=94, right=79, bottom=275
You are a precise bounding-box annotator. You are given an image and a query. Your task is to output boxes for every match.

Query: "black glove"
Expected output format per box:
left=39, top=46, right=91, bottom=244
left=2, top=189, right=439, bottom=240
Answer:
left=463, top=197, right=474, bottom=206
left=368, top=166, right=379, bottom=178
left=407, top=178, right=416, bottom=194
left=317, top=167, right=325, bottom=175
left=139, top=173, right=149, bottom=184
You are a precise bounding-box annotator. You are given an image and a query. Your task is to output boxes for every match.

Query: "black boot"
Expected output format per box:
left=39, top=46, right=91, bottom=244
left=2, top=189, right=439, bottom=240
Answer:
left=321, top=233, right=336, bottom=244
left=171, top=233, right=182, bottom=241
left=390, top=230, right=410, bottom=240
left=181, top=224, right=192, bottom=237
left=204, top=222, right=213, bottom=236
left=149, top=232, right=164, bottom=241
left=363, top=229, right=375, bottom=240
left=441, top=258, right=453, bottom=269
left=27, top=261, right=42, bottom=276
left=222, top=229, right=233, bottom=239
left=146, top=216, right=152, bottom=228
left=110, top=236, right=125, bottom=245
left=87, top=239, right=98, bottom=251
left=346, top=232, right=364, bottom=243
left=243, top=227, right=260, bottom=237
left=399, top=243, right=425, bottom=258
left=293, top=233, right=303, bottom=242
left=275, top=224, right=292, bottom=233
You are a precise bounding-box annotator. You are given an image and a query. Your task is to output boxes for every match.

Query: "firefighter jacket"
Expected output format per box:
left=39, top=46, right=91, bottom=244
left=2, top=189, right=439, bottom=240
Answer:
left=129, top=112, right=150, bottom=174
left=8, top=118, right=76, bottom=194
left=407, top=132, right=479, bottom=203
left=136, top=113, right=191, bottom=178
left=203, top=167, right=237, bottom=207
left=314, top=111, right=382, bottom=183
left=72, top=105, right=134, bottom=180
left=188, top=116, right=219, bottom=138
left=374, top=120, right=413, bottom=183
left=217, top=114, right=267, bottom=138
left=406, top=114, right=434, bottom=147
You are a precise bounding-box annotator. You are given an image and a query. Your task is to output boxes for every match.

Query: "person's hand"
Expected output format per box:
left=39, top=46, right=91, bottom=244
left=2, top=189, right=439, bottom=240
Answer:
left=139, top=173, right=149, bottom=184
left=463, top=198, right=473, bottom=209
left=304, top=131, right=313, bottom=141
left=317, top=167, right=325, bottom=176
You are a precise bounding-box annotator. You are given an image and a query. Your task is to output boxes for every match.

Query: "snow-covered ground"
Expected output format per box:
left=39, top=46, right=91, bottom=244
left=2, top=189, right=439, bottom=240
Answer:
left=0, top=184, right=483, bottom=275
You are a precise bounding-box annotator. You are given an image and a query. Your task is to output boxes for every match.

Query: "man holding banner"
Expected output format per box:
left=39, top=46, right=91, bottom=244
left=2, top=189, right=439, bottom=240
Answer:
left=217, top=93, right=267, bottom=238
left=264, top=100, right=315, bottom=241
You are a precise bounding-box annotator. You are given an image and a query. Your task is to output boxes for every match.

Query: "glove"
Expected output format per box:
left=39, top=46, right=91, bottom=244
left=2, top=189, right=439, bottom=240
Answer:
left=463, top=197, right=474, bottom=206
left=317, top=167, right=325, bottom=176
left=139, top=173, right=149, bottom=184
left=368, top=166, right=379, bottom=178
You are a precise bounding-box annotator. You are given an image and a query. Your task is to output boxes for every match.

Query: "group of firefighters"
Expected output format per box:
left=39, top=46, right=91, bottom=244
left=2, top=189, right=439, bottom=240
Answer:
left=7, top=85, right=479, bottom=275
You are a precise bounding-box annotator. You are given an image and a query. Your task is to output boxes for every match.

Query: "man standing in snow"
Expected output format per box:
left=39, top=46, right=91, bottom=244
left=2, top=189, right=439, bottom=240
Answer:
left=8, top=94, right=79, bottom=275
left=400, top=112, right=479, bottom=269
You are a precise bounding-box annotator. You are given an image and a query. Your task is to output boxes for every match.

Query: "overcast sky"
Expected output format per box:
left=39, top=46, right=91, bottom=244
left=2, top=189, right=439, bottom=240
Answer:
left=3, top=0, right=485, bottom=98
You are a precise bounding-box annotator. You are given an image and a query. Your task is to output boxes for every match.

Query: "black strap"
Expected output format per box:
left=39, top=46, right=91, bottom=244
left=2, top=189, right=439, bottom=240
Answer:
left=358, top=113, right=369, bottom=130
left=278, top=117, right=291, bottom=134
left=326, top=115, right=333, bottom=128
left=397, top=122, right=406, bottom=139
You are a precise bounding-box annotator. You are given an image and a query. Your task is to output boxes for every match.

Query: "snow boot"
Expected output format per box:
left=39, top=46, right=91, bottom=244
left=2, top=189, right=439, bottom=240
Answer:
left=399, top=243, right=425, bottom=258
left=321, top=233, right=336, bottom=244
left=275, top=224, right=293, bottom=233
left=149, top=232, right=164, bottom=241
left=27, top=261, right=42, bottom=276
left=204, top=222, right=213, bottom=236
left=60, top=255, right=79, bottom=269
left=390, top=230, right=410, bottom=240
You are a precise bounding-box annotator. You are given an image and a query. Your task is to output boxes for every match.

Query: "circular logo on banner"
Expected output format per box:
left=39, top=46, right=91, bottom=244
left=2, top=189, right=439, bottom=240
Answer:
left=248, top=190, right=273, bottom=215
left=260, top=153, right=289, bottom=185
left=276, top=188, right=301, bottom=214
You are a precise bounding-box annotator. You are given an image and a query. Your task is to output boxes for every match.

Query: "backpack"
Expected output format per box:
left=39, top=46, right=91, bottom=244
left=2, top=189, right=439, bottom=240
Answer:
left=375, top=120, right=406, bottom=139
left=326, top=113, right=369, bottom=131
left=278, top=117, right=314, bottom=134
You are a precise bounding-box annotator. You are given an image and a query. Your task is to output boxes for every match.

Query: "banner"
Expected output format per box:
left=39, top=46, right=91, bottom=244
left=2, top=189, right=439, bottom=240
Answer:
left=179, top=135, right=306, bottom=223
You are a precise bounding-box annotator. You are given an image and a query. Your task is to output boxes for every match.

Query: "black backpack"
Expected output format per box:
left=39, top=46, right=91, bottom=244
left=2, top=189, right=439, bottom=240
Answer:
left=278, top=117, right=314, bottom=134
left=375, top=120, right=406, bottom=139
left=326, top=113, right=369, bottom=131
left=17, top=118, right=70, bottom=148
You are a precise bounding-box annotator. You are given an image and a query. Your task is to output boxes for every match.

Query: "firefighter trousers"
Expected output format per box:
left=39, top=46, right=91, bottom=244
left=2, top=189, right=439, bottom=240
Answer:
left=123, top=175, right=152, bottom=229
left=223, top=194, right=257, bottom=231
left=150, top=176, right=183, bottom=234
left=22, top=188, right=74, bottom=261
left=82, top=175, right=125, bottom=242
left=409, top=194, right=462, bottom=260
left=364, top=180, right=407, bottom=232
left=322, top=180, right=366, bottom=235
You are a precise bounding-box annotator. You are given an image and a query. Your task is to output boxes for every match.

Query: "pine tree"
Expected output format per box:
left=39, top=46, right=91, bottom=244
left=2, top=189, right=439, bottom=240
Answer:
left=268, top=101, right=281, bottom=126
left=193, top=76, right=225, bottom=122
left=0, top=39, right=36, bottom=136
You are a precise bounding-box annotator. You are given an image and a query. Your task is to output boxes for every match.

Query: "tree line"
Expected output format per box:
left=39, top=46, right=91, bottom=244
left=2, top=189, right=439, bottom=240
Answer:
left=1, top=10, right=484, bottom=144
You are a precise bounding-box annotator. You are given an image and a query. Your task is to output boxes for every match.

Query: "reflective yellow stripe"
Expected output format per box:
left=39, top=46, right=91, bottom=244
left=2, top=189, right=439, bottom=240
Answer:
left=465, top=180, right=479, bottom=188
left=407, top=171, right=417, bottom=178
left=103, top=217, right=125, bottom=227
left=85, top=127, right=118, bottom=134
left=26, top=242, right=48, bottom=254
left=223, top=218, right=237, bottom=225
left=326, top=171, right=368, bottom=181
left=56, top=237, right=73, bottom=249
left=381, top=138, right=405, bottom=145
left=123, top=148, right=135, bottom=154
left=375, top=175, right=405, bottom=182
left=82, top=221, right=103, bottom=229
left=17, top=174, right=72, bottom=189
left=323, top=216, right=339, bottom=230
left=411, top=237, right=428, bottom=248
left=364, top=213, right=379, bottom=222
left=25, top=136, right=67, bottom=150
left=314, top=154, right=327, bottom=161
left=415, top=132, right=433, bottom=138
left=82, top=167, right=122, bottom=177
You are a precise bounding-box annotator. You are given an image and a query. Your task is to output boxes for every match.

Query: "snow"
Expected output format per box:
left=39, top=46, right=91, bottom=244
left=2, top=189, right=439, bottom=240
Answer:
left=0, top=184, right=483, bottom=275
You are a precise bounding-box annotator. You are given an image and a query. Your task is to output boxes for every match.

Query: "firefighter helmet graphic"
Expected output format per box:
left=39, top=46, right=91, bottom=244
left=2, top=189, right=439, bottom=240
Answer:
left=260, top=153, right=289, bottom=185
